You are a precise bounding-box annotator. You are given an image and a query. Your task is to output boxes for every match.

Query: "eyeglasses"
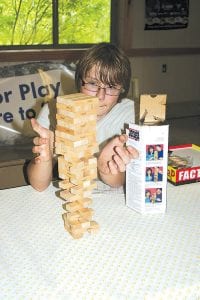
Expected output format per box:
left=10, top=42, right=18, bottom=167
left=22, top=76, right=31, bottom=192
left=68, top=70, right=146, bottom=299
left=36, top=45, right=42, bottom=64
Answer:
left=82, top=80, right=123, bottom=96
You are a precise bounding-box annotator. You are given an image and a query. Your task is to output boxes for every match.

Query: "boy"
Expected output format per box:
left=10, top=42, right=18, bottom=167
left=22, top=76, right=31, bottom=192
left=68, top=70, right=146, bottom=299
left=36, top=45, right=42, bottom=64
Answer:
left=27, top=43, right=138, bottom=191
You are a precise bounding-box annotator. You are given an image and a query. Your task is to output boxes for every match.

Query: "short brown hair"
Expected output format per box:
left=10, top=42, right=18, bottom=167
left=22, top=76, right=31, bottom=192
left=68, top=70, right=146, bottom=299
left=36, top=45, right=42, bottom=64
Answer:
left=75, top=42, right=131, bottom=100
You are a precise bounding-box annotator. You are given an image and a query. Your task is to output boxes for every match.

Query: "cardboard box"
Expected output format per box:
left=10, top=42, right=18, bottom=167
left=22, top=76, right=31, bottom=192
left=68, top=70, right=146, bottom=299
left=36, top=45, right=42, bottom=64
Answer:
left=126, top=124, right=169, bottom=214
left=0, top=145, right=32, bottom=189
left=0, top=159, right=30, bottom=189
left=0, top=146, right=60, bottom=189
left=168, top=144, right=200, bottom=185
left=126, top=95, right=168, bottom=214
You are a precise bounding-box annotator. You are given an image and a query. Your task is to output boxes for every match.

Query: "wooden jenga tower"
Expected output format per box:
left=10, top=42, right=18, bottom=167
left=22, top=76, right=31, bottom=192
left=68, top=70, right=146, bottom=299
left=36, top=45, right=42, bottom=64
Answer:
left=55, top=93, right=100, bottom=239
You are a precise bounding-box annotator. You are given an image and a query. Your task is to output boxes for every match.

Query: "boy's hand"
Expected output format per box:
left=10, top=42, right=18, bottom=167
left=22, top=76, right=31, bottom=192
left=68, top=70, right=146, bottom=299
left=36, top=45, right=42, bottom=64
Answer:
left=98, top=134, right=138, bottom=176
left=30, top=118, right=54, bottom=164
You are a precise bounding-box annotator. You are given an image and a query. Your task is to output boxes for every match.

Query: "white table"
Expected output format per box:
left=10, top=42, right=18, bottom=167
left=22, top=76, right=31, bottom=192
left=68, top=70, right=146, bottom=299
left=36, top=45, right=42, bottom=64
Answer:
left=0, top=182, right=200, bottom=299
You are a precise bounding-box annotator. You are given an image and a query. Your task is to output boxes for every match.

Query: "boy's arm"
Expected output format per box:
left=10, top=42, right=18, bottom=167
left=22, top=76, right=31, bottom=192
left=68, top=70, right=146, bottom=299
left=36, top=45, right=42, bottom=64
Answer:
left=27, top=157, right=53, bottom=192
left=27, top=118, right=55, bottom=192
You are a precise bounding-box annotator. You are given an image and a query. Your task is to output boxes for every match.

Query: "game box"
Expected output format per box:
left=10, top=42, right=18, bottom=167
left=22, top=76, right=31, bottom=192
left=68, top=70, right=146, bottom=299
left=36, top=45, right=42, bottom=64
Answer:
left=126, top=94, right=168, bottom=214
left=168, top=144, right=200, bottom=185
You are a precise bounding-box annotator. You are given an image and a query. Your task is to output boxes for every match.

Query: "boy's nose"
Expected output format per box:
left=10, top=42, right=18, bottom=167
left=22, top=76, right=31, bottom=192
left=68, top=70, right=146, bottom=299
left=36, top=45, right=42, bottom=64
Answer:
left=96, top=87, right=106, bottom=100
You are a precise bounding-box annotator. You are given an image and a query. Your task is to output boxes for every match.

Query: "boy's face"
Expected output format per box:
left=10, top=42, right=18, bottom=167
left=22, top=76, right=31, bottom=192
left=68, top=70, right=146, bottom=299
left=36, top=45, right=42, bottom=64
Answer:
left=80, top=66, right=122, bottom=120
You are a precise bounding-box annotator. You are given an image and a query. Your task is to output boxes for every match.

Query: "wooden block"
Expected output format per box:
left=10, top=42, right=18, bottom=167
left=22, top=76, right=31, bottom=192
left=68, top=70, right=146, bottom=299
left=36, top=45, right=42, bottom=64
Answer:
left=55, top=141, right=72, bottom=155
left=69, top=219, right=91, bottom=231
left=88, top=157, right=97, bottom=166
left=56, top=122, right=96, bottom=140
left=58, top=162, right=84, bottom=178
left=63, top=150, right=86, bottom=161
left=70, top=173, right=97, bottom=185
left=84, top=145, right=99, bottom=156
left=79, top=218, right=91, bottom=230
left=64, top=211, right=80, bottom=222
left=65, top=209, right=94, bottom=225
left=63, top=212, right=89, bottom=237
left=69, top=161, right=97, bottom=173
left=55, top=121, right=96, bottom=135
left=63, top=158, right=85, bottom=168
left=83, top=164, right=98, bottom=173
left=56, top=93, right=84, bottom=103
left=58, top=179, right=69, bottom=188
left=65, top=188, right=92, bottom=198
left=84, top=168, right=97, bottom=178
left=61, top=179, right=91, bottom=190
left=56, top=113, right=96, bottom=125
left=70, top=163, right=86, bottom=173
left=56, top=110, right=97, bottom=124
left=62, top=214, right=84, bottom=239
left=62, top=200, right=84, bottom=212
left=56, top=136, right=98, bottom=153
left=78, top=198, right=93, bottom=207
left=69, top=219, right=83, bottom=230
left=59, top=163, right=97, bottom=179
left=69, top=230, right=84, bottom=239
left=58, top=172, right=68, bottom=180
left=57, top=93, right=98, bottom=110
left=60, top=190, right=82, bottom=202
left=57, top=156, right=67, bottom=172
left=64, top=211, right=81, bottom=223
left=62, top=213, right=71, bottom=231
left=82, top=180, right=92, bottom=188
left=58, top=166, right=83, bottom=177
left=55, top=141, right=99, bottom=156
left=59, top=181, right=95, bottom=196
left=58, top=180, right=74, bottom=190
left=59, top=144, right=98, bottom=160
left=78, top=207, right=94, bottom=220
left=61, top=173, right=97, bottom=183
left=88, top=220, right=100, bottom=234
left=70, top=185, right=84, bottom=195
left=56, top=131, right=90, bottom=148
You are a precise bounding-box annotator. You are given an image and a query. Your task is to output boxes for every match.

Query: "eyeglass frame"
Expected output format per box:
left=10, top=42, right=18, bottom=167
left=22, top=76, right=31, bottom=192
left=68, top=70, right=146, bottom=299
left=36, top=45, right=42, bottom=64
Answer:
left=81, top=79, right=124, bottom=96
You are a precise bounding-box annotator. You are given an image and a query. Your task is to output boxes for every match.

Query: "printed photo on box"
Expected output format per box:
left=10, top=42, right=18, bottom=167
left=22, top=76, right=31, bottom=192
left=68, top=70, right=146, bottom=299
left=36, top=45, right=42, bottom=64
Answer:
left=145, top=166, right=163, bottom=182
left=145, top=188, right=163, bottom=204
left=146, top=144, right=164, bottom=161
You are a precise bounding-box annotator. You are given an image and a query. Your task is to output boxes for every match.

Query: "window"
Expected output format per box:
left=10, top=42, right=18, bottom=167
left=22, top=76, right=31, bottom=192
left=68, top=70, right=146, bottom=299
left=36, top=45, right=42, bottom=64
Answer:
left=0, top=0, right=115, bottom=49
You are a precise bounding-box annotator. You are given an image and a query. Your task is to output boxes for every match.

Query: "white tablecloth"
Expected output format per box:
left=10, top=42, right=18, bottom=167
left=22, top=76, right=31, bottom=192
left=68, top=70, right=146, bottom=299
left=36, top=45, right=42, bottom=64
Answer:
left=0, top=182, right=200, bottom=300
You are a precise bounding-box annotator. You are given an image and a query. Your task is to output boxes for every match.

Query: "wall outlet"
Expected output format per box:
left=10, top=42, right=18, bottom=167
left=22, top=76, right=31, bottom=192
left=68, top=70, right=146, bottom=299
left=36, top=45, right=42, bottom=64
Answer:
left=162, top=64, right=167, bottom=73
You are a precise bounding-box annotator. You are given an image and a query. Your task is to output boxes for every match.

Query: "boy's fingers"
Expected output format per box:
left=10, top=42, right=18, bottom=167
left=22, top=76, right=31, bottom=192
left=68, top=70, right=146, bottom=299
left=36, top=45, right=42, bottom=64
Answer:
left=31, top=118, right=43, bottom=136
left=30, top=118, right=37, bottom=130
left=33, top=136, right=48, bottom=146
left=112, top=134, right=127, bottom=147
left=119, top=134, right=128, bottom=144
left=126, top=146, right=139, bottom=158
left=34, top=156, right=41, bottom=164
left=108, top=160, right=118, bottom=175
left=100, top=135, right=126, bottom=156
left=112, top=155, right=126, bottom=172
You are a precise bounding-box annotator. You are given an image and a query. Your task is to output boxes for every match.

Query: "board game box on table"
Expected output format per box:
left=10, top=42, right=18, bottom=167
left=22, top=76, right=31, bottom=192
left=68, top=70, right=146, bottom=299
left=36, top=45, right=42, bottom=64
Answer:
left=168, top=144, right=200, bottom=185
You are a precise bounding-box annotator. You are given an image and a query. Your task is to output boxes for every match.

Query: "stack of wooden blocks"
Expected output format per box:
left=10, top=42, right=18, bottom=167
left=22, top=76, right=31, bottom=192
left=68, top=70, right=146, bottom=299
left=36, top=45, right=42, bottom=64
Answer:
left=55, top=93, right=100, bottom=239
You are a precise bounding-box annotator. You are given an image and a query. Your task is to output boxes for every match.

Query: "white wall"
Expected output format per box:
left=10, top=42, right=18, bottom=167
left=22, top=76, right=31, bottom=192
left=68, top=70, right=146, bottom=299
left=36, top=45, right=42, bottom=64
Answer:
left=131, top=0, right=200, bottom=49
left=124, top=0, right=200, bottom=115
left=129, top=55, right=200, bottom=104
